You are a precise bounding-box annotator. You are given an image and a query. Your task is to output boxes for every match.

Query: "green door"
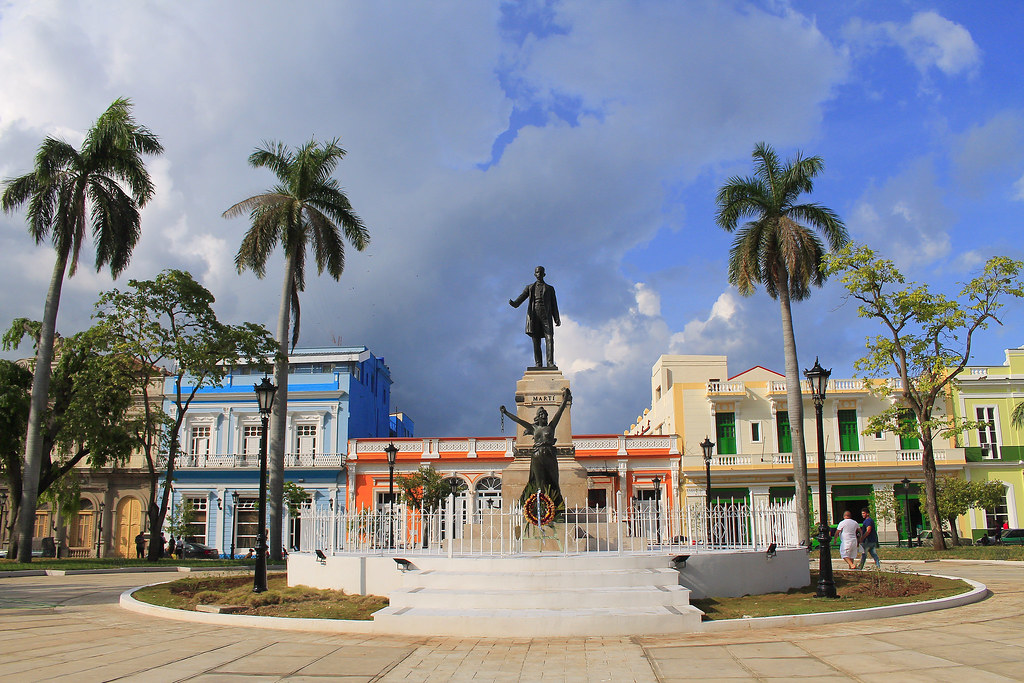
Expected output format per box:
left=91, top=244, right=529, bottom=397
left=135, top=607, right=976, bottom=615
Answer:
left=776, top=411, right=792, bottom=453
left=838, top=410, right=859, bottom=451
left=900, top=412, right=919, bottom=450
left=716, top=412, right=737, bottom=455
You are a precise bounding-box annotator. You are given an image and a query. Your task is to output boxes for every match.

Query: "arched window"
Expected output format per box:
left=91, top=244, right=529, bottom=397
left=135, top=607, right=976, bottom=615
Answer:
left=475, top=476, right=502, bottom=513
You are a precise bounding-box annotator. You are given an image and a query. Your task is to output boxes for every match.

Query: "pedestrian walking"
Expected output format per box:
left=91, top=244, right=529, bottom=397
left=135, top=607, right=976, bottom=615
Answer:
left=857, top=507, right=881, bottom=569
left=134, top=531, right=146, bottom=559
left=834, top=510, right=861, bottom=569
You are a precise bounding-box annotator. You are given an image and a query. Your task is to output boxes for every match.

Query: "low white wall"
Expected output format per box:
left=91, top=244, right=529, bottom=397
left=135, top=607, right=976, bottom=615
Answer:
left=675, top=548, right=809, bottom=599
left=289, top=549, right=810, bottom=599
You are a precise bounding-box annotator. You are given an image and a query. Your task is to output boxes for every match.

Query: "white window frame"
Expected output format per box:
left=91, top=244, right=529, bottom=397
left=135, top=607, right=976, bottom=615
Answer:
left=975, top=405, right=1000, bottom=459
left=294, top=423, right=319, bottom=455
left=190, top=425, right=212, bottom=456
left=241, top=422, right=262, bottom=458
left=749, top=421, right=762, bottom=444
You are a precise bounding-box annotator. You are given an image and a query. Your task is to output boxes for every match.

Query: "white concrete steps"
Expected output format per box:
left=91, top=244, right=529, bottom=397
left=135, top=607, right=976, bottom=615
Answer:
left=388, top=583, right=691, bottom=610
left=405, top=566, right=680, bottom=590
left=371, top=554, right=704, bottom=636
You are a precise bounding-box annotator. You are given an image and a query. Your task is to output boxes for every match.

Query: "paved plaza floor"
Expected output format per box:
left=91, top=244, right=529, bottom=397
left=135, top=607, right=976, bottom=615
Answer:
left=0, top=561, right=1022, bottom=682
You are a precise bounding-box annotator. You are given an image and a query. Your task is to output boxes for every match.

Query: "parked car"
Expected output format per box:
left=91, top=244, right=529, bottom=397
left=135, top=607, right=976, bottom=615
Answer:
left=181, top=541, right=219, bottom=559
left=991, top=528, right=1024, bottom=544
left=918, top=530, right=972, bottom=546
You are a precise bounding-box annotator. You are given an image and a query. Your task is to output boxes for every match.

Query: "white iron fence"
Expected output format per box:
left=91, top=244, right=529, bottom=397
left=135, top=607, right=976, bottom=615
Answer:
left=298, top=498, right=798, bottom=556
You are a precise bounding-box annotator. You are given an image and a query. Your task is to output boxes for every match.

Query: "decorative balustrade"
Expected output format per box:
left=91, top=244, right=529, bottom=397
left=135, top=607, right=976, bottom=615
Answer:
left=897, top=449, right=946, bottom=462
left=706, top=381, right=746, bottom=395
left=172, top=452, right=345, bottom=469
left=712, top=455, right=751, bottom=466
left=348, top=434, right=677, bottom=458
left=832, top=451, right=877, bottom=463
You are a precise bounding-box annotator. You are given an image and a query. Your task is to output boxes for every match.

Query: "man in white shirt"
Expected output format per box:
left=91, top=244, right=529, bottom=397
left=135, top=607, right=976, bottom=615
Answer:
left=834, top=509, right=861, bottom=569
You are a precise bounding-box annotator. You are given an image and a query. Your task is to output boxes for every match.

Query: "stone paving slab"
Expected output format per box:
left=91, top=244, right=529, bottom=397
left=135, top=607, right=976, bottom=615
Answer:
left=0, top=562, right=1022, bottom=681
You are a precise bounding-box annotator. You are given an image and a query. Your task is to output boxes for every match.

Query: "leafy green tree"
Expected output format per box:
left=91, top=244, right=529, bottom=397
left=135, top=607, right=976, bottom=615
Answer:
left=283, top=480, right=311, bottom=516
left=0, top=98, right=162, bottom=562
left=0, top=359, right=31, bottom=557
left=2, top=323, right=138, bottom=557
left=94, top=269, right=277, bottom=560
left=824, top=244, right=1024, bottom=550
left=165, top=499, right=195, bottom=540
left=397, top=465, right=451, bottom=548
left=935, top=476, right=1006, bottom=545
left=224, top=138, right=369, bottom=561
left=715, top=142, right=848, bottom=544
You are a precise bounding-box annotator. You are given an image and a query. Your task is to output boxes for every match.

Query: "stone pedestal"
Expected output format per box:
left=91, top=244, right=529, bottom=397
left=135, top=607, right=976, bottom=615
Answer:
left=501, top=368, right=589, bottom=509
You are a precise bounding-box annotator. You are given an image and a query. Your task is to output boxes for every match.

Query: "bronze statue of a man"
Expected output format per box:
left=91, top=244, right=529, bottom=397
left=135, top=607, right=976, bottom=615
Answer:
left=500, top=388, right=571, bottom=508
left=509, top=265, right=560, bottom=368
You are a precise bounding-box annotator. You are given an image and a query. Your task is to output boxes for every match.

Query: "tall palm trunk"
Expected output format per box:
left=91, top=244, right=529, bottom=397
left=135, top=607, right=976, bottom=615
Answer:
left=17, top=251, right=68, bottom=562
left=268, top=253, right=295, bottom=561
left=778, top=286, right=811, bottom=545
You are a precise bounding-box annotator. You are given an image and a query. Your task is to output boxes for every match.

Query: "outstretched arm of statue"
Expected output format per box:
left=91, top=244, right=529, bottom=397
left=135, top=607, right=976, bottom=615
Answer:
left=509, top=287, right=528, bottom=309
left=548, top=388, right=572, bottom=429
left=500, top=405, right=533, bottom=431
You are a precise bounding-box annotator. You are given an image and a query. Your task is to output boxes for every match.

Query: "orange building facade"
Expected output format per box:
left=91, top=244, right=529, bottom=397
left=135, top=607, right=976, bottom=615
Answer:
left=344, top=434, right=680, bottom=515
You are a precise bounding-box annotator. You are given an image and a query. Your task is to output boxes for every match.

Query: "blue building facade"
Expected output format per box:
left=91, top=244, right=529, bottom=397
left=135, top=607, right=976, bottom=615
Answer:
left=163, top=346, right=401, bottom=555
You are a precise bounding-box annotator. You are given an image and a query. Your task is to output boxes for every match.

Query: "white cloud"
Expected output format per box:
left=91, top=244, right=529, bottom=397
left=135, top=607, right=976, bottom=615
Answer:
left=952, top=111, right=1024, bottom=198
left=843, top=11, right=980, bottom=81
left=847, top=158, right=952, bottom=267
left=1014, top=175, right=1024, bottom=202
left=668, top=291, right=746, bottom=356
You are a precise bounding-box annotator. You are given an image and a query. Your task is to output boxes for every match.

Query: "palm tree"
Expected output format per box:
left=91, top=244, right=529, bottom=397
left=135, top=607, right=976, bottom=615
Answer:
left=224, top=138, right=368, bottom=560
left=715, top=142, right=847, bottom=545
left=1012, top=402, right=1024, bottom=431
left=1, top=98, right=162, bottom=562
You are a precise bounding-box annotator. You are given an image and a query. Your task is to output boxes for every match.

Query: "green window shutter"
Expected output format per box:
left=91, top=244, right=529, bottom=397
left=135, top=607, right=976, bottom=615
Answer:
left=716, top=412, right=737, bottom=455
left=776, top=411, right=792, bottom=453
left=899, top=412, right=919, bottom=450
left=838, top=409, right=859, bottom=451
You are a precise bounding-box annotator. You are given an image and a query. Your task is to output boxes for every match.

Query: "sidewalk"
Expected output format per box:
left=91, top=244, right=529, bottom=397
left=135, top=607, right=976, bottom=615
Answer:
left=1, top=560, right=1021, bottom=681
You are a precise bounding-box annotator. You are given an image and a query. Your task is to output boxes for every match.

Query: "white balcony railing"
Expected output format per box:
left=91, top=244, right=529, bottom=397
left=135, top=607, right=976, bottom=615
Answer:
left=832, top=451, right=877, bottom=463
left=897, top=449, right=946, bottom=462
left=712, top=455, right=751, bottom=466
left=706, top=381, right=746, bottom=394
left=173, top=452, right=345, bottom=469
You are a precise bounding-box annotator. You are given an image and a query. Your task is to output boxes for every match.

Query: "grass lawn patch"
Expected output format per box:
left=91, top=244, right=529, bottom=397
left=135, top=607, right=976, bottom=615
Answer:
left=876, top=545, right=1024, bottom=561
left=692, top=568, right=970, bottom=620
left=132, top=573, right=388, bottom=620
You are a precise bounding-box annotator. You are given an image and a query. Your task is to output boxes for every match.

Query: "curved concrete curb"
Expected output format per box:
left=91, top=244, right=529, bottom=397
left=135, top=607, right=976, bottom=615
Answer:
left=120, top=581, right=374, bottom=634
left=700, top=574, right=987, bottom=632
left=121, top=573, right=987, bottom=636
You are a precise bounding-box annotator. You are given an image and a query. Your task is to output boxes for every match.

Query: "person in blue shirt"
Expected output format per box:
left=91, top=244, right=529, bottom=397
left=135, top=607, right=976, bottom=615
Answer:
left=858, top=507, right=881, bottom=569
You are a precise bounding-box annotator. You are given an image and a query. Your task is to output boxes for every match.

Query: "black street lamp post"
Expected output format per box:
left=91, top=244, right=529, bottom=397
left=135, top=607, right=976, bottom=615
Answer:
left=253, top=377, right=277, bottom=593
left=384, top=442, right=399, bottom=549
left=700, top=436, right=715, bottom=543
left=805, top=357, right=837, bottom=599
left=901, top=477, right=912, bottom=547
left=652, top=475, right=662, bottom=544
left=95, top=501, right=105, bottom=558
left=229, top=491, right=238, bottom=559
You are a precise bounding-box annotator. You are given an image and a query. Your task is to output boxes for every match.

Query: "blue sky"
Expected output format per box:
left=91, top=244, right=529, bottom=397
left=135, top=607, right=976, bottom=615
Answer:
left=0, top=1, right=1022, bottom=439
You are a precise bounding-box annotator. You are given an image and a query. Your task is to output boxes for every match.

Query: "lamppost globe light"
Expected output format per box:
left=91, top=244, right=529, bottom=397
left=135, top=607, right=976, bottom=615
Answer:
left=700, top=436, right=715, bottom=463
left=254, top=376, right=277, bottom=415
